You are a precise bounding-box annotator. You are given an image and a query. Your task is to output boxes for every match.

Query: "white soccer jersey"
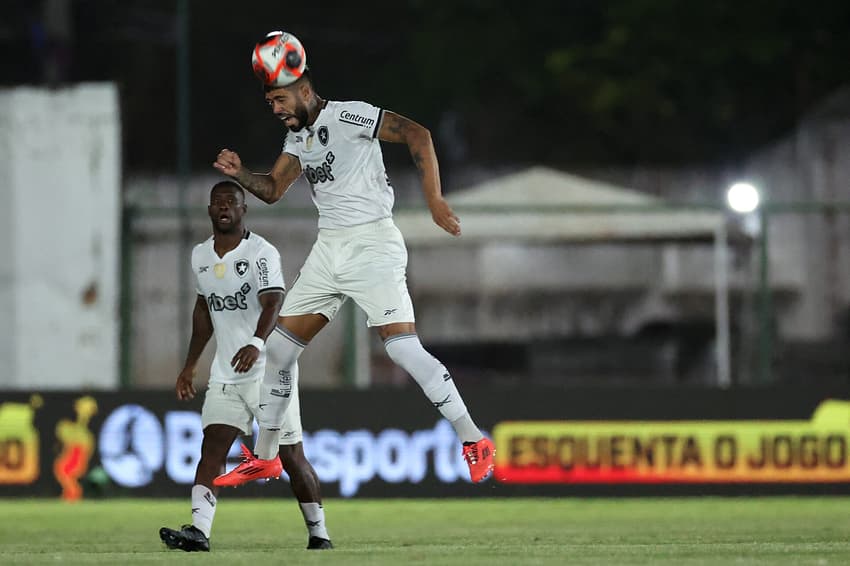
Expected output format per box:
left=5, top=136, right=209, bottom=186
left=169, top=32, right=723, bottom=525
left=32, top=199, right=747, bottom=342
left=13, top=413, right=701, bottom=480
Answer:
left=283, top=100, right=393, bottom=229
left=191, top=231, right=285, bottom=384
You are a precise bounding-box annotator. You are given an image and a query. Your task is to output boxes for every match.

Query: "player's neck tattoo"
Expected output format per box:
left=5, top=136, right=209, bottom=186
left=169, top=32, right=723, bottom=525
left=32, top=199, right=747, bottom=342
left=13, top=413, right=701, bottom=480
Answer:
left=307, top=96, right=325, bottom=127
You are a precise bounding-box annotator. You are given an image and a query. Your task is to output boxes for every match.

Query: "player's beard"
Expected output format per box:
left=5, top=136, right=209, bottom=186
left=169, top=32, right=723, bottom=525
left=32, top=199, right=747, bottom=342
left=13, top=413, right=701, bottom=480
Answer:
left=213, top=215, right=241, bottom=234
left=287, top=100, right=310, bottom=132
left=214, top=221, right=236, bottom=234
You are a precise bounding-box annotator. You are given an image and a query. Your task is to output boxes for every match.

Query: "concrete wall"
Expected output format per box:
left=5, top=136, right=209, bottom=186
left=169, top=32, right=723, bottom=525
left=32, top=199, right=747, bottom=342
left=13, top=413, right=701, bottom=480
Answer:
left=0, top=84, right=121, bottom=389
left=0, top=93, right=12, bottom=381
left=743, top=109, right=850, bottom=341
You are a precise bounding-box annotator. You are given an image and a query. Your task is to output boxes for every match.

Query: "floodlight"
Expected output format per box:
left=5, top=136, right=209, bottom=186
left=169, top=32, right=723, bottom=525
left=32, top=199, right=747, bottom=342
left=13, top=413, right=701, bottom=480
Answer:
left=726, top=182, right=760, bottom=214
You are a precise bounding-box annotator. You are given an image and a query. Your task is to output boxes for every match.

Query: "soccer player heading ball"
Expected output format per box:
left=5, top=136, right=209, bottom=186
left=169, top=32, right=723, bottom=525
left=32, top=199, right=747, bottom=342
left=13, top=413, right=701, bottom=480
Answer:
left=213, top=30, right=495, bottom=488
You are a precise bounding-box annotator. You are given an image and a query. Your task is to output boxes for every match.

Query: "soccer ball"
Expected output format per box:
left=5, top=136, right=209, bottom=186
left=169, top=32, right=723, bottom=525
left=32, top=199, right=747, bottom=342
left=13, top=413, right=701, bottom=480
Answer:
left=251, top=31, right=307, bottom=88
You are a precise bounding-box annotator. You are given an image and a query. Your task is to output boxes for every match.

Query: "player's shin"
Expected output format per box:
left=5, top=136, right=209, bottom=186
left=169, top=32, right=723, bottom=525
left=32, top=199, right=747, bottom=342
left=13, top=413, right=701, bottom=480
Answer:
left=255, top=332, right=304, bottom=458
left=384, top=334, right=484, bottom=443
left=255, top=360, right=299, bottom=458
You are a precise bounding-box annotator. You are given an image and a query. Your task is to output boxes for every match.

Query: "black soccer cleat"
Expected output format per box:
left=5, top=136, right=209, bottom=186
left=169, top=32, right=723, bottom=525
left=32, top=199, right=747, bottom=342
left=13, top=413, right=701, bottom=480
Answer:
left=159, top=524, right=210, bottom=552
left=307, top=536, right=333, bottom=550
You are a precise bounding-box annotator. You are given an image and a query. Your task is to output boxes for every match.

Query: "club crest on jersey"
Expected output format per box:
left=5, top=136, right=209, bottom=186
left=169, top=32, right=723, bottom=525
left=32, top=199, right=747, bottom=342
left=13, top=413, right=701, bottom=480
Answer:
left=235, top=259, right=249, bottom=278
left=214, top=263, right=226, bottom=279
left=318, top=126, right=329, bottom=146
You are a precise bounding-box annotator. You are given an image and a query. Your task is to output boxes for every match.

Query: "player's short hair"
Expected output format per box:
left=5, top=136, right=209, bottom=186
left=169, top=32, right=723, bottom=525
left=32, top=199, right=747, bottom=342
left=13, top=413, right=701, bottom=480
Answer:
left=264, top=67, right=314, bottom=93
left=210, top=180, right=245, bottom=200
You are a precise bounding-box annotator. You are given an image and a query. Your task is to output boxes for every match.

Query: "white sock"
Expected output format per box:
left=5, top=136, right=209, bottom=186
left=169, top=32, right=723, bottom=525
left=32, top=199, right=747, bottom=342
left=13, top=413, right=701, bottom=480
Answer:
left=384, top=334, right=482, bottom=442
left=254, top=428, right=281, bottom=461
left=299, top=502, right=330, bottom=540
left=256, top=329, right=304, bottom=459
left=191, top=484, right=216, bottom=538
left=452, top=414, right=484, bottom=444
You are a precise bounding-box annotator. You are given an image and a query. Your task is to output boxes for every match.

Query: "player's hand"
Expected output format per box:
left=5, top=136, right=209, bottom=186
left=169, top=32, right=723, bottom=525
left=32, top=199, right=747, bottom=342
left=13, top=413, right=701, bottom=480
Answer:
left=231, top=345, right=260, bottom=373
left=428, top=196, right=461, bottom=237
left=175, top=369, right=196, bottom=401
left=213, top=148, right=243, bottom=177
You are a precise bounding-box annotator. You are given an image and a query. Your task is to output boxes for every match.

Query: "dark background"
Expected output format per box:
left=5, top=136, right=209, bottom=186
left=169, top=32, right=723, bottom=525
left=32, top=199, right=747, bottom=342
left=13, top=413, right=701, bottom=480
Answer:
left=3, top=0, right=850, bottom=179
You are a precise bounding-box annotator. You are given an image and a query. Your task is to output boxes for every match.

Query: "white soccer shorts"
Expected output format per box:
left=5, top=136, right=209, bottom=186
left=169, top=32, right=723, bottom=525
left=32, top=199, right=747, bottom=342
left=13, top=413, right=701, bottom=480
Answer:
left=201, top=380, right=303, bottom=445
left=281, top=218, right=415, bottom=327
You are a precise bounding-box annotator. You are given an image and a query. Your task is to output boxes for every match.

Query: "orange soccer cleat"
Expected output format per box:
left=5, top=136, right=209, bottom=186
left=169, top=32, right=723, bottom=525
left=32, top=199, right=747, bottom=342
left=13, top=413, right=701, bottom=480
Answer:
left=462, top=437, right=495, bottom=483
left=213, top=444, right=283, bottom=487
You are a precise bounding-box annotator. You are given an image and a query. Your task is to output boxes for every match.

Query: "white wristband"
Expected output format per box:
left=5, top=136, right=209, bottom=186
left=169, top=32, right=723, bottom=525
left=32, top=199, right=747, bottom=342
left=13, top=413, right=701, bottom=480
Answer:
left=248, top=336, right=266, bottom=351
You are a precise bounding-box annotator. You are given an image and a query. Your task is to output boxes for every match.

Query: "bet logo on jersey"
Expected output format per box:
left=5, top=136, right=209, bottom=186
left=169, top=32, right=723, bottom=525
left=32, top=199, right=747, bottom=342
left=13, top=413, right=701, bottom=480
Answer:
left=207, top=283, right=252, bottom=312
left=304, top=151, right=336, bottom=185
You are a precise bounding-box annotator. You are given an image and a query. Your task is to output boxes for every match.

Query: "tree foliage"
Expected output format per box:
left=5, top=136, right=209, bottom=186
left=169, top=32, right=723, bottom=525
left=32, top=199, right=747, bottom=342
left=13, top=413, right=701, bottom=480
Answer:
left=400, top=0, right=850, bottom=165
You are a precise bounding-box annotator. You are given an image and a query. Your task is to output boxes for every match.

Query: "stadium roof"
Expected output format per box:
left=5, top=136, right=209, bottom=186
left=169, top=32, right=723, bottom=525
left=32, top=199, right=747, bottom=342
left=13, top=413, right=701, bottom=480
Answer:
left=394, top=166, right=725, bottom=246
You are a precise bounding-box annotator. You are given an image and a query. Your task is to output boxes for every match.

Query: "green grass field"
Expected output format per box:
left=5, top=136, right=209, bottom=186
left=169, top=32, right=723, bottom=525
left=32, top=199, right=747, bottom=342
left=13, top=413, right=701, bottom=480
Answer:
left=0, top=497, right=848, bottom=565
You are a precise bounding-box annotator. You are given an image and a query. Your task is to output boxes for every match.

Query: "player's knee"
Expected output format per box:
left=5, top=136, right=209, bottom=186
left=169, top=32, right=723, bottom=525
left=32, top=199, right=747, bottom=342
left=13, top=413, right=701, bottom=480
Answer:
left=201, top=426, right=238, bottom=462
left=264, top=333, right=304, bottom=385
left=383, top=333, right=440, bottom=373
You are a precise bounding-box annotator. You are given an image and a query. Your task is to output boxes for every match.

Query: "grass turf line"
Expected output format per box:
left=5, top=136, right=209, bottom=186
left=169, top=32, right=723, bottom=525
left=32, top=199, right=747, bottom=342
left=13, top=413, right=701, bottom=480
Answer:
left=0, top=497, right=849, bottom=565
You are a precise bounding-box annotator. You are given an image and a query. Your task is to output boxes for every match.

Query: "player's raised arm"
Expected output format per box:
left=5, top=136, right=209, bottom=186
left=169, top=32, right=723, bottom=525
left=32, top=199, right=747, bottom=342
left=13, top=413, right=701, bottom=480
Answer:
left=176, top=295, right=214, bottom=400
left=213, top=149, right=302, bottom=205
left=378, top=111, right=461, bottom=237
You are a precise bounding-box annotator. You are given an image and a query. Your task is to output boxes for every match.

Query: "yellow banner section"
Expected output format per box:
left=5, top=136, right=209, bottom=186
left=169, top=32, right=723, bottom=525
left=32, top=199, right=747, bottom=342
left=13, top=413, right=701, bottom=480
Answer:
left=493, top=400, right=850, bottom=483
left=0, top=396, right=41, bottom=485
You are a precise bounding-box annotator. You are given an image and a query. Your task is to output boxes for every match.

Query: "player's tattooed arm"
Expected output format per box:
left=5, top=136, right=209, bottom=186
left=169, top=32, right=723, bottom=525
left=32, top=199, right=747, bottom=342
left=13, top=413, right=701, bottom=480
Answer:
left=265, top=151, right=303, bottom=203
left=213, top=149, right=301, bottom=204
left=378, top=111, right=461, bottom=236
left=234, top=171, right=278, bottom=203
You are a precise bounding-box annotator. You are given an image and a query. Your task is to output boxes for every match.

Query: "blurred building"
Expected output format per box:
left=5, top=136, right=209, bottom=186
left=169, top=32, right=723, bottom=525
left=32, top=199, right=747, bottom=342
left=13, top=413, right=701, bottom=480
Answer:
left=120, top=88, right=850, bottom=389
